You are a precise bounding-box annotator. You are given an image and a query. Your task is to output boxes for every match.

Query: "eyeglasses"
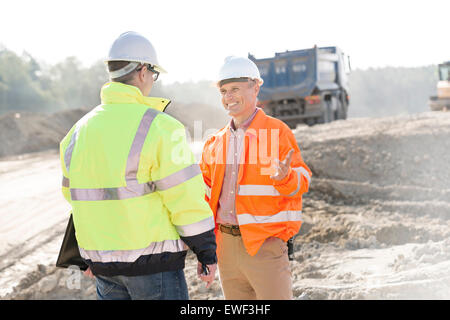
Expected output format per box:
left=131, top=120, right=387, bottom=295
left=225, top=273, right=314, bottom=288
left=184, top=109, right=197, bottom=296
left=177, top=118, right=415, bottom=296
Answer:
left=136, top=64, right=160, bottom=81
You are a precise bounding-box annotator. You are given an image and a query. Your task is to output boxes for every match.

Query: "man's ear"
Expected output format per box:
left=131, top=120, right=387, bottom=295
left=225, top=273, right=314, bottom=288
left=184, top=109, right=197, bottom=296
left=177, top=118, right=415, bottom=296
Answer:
left=137, top=65, right=147, bottom=83
left=254, top=83, right=260, bottom=96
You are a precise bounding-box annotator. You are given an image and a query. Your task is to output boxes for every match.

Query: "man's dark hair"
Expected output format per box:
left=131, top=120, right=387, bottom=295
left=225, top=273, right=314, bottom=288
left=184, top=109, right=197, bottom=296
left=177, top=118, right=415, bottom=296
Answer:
left=107, top=61, right=139, bottom=84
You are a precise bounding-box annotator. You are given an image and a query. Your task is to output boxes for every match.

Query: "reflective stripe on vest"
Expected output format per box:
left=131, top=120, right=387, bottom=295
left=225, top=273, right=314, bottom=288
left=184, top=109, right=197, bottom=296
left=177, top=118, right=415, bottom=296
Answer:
left=64, top=126, right=80, bottom=173
left=125, top=107, right=159, bottom=182
left=237, top=210, right=303, bottom=226
left=70, top=164, right=201, bottom=201
left=70, top=181, right=156, bottom=201
left=238, top=184, right=281, bottom=196
left=175, top=216, right=215, bottom=237
left=237, top=166, right=311, bottom=197
left=79, top=239, right=187, bottom=263
left=63, top=108, right=202, bottom=201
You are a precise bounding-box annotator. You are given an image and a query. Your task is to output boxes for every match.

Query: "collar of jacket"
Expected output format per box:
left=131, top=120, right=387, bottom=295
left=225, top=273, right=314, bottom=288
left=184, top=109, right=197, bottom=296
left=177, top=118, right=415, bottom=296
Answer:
left=223, top=108, right=265, bottom=138
left=100, top=81, right=171, bottom=112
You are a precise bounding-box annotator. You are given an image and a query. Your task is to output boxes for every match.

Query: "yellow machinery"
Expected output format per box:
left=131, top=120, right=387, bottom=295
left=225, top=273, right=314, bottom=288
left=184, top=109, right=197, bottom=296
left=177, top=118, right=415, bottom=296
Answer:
left=429, top=61, right=450, bottom=111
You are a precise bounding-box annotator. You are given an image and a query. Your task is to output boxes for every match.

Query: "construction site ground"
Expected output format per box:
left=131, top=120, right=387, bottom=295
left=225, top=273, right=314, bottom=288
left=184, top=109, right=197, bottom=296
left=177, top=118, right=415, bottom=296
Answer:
left=1, top=110, right=449, bottom=300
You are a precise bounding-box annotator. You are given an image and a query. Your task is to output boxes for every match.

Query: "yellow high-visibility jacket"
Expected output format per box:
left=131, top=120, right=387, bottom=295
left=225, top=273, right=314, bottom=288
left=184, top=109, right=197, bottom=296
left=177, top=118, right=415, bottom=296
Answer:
left=60, top=82, right=216, bottom=276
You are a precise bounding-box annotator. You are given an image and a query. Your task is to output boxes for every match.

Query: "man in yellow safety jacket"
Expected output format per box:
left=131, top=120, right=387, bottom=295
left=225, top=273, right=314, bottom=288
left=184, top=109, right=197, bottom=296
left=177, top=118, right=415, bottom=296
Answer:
left=60, top=31, right=217, bottom=300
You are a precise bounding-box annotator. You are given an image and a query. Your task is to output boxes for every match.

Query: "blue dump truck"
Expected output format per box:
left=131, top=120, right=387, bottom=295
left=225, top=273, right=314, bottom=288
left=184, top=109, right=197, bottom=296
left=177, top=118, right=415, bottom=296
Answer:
left=249, top=46, right=351, bottom=128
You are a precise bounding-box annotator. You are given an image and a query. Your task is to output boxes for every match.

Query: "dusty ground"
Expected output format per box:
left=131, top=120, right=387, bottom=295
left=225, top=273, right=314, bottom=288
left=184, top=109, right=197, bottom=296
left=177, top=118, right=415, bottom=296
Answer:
left=1, top=110, right=449, bottom=300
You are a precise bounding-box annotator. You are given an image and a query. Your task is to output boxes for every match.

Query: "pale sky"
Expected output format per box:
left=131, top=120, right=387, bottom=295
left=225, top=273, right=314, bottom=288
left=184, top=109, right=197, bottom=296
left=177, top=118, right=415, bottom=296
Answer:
left=1, top=0, right=449, bottom=84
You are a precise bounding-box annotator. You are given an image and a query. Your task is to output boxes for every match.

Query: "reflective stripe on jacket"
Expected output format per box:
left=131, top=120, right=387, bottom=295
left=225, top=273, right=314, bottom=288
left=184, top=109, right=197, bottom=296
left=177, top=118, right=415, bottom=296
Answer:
left=200, top=108, right=312, bottom=256
left=60, top=82, right=216, bottom=276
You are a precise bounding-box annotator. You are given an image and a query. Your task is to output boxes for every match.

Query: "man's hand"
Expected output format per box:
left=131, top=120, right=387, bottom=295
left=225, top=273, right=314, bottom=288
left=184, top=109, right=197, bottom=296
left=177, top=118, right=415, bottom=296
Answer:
left=197, top=262, right=217, bottom=289
left=270, top=149, right=294, bottom=181
left=83, top=267, right=95, bottom=279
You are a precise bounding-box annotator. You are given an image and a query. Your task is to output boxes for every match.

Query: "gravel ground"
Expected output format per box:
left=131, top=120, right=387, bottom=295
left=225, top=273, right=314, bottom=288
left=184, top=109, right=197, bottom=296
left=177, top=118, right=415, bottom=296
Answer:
left=1, top=110, right=450, bottom=300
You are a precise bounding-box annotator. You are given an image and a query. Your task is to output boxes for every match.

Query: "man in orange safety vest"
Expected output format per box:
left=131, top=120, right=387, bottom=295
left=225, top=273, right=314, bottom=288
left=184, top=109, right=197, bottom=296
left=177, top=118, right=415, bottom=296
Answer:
left=200, top=56, right=312, bottom=299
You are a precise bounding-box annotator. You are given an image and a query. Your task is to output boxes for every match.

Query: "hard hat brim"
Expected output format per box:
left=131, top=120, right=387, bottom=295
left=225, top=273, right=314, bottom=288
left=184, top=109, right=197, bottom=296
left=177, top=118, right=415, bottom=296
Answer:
left=216, top=77, right=264, bottom=87
left=104, top=58, right=167, bottom=73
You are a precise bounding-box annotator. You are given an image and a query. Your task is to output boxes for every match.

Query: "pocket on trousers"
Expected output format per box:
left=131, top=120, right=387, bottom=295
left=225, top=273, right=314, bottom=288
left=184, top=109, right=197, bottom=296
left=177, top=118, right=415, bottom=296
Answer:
left=146, top=272, right=163, bottom=299
left=275, top=237, right=288, bottom=255
left=262, top=237, right=287, bottom=257
left=129, top=272, right=163, bottom=300
left=96, top=276, right=117, bottom=297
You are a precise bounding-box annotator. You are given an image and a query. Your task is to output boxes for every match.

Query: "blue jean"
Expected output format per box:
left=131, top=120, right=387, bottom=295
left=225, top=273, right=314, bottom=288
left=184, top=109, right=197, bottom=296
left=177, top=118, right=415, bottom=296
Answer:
left=95, top=269, right=189, bottom=300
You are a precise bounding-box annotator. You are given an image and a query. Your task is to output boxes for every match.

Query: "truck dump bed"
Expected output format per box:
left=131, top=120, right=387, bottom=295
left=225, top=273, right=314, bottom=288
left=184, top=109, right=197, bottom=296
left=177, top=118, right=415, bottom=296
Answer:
left=249, top=46, right=350, bottom=127
left=250, top=46, right=346, bottom=102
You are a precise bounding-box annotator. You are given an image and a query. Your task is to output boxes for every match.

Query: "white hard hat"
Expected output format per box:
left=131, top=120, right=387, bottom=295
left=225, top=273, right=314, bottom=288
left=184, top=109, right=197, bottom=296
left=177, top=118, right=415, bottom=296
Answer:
left=217, top=56, right=263, bottom=86
left=105, top=31, right=166, bottom=78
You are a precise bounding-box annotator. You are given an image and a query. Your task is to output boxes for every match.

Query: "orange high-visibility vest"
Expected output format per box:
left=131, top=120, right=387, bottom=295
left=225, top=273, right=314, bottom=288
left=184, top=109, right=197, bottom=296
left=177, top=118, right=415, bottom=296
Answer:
left=200, top=109, right=312, bottom=256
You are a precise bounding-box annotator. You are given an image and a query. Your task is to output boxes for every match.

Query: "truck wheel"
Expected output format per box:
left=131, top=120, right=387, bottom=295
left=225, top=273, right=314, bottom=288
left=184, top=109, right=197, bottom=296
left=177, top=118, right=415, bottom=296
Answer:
left=336, top=99, right=348, bottom=119
left=306, top=118, right=315, bottom=126
left=324, top=99, right=335, bottom=123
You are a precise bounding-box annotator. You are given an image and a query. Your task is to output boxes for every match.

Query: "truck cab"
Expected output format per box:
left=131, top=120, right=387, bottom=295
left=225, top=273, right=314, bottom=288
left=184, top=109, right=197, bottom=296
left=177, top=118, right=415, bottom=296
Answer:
left=249, top=46, right=351, bottom=128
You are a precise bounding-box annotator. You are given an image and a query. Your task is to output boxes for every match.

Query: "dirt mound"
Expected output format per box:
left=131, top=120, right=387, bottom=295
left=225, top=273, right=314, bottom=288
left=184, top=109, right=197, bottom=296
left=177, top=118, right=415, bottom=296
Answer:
left=0, top=103, right=228, bottom=159
left=0, top=109, right=89, bottom=158
left=293, top=111, right=450, bottom=248
left=296, top=112, right=450, bottom=203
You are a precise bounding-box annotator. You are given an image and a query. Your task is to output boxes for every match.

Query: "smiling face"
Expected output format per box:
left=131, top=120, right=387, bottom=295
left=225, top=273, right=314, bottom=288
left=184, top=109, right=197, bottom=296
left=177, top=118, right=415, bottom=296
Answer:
left=219, top=79, right=260, bottom=126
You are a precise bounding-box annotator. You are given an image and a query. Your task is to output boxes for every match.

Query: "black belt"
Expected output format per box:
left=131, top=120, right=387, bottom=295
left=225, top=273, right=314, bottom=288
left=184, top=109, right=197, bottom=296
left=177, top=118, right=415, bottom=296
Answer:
left=219, top=224, right=241, bottom=236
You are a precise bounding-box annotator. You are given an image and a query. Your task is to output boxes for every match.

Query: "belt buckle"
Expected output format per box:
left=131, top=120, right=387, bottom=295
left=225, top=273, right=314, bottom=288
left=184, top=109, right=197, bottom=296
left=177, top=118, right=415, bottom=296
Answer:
left=230, top=225, right=240, bottom=236
left=221, top=224, right=240, bottom=236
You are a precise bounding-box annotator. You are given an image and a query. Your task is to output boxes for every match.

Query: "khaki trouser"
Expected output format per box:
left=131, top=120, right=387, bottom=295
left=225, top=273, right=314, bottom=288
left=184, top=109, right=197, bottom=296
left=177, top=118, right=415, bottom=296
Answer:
left=216, top=230, right=293, bottom=300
